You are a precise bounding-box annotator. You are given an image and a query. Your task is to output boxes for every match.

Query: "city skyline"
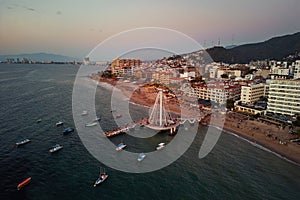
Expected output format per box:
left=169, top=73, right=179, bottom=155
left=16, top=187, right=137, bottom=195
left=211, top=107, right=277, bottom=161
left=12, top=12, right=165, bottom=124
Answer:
left=0, top=0, right=300, bottom=59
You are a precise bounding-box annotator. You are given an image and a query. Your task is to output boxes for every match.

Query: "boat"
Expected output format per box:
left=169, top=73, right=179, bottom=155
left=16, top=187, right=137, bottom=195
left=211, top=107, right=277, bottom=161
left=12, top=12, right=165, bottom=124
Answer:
left=56, top=121, right=64, bottom=126
left=49, top=144, right=63, bottom=153
left=85, top=122, right=98, bottom=127
left=116, top=114, right=122, bottom=118
left=81, top=111, right=88, bottom=116
left=137, top=153, right=146, bottom=161
left=36, top=119, right=42, bottom=123
left=63, top=127, right=74, bottom=134
left=156, top=143, right=165, bottom=150
left=93, top=168, right=108, bottom=187
left=115, top=143, right=127, bottom=151
left=92, top=116, right=101, bottom=122
left=15, top=138, right=31, bottom=147
left=17, top=177, right=31, bottom=190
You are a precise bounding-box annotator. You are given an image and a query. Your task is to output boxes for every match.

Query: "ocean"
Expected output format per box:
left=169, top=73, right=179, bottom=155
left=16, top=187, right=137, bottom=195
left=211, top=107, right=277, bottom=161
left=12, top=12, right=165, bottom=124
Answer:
left=0, top=64, right=299, bottom=200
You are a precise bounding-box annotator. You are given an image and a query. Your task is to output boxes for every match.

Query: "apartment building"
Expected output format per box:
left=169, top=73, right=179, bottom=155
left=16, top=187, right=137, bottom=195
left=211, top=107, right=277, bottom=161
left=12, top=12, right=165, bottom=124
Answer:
left=267, top=79, right=300, bottom=116
left=240, top=83, right=266, bottom=104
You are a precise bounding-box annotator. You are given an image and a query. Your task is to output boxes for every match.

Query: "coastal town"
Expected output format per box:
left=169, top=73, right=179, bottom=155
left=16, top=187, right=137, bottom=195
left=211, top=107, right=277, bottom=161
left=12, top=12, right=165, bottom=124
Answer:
left=91, top=53, right=300, bottom=164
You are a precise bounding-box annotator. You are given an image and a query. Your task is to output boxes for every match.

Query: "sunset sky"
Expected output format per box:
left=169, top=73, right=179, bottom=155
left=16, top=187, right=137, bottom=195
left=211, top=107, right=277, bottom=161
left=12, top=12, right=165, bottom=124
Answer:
left=0, top=0, right=299, bottom=59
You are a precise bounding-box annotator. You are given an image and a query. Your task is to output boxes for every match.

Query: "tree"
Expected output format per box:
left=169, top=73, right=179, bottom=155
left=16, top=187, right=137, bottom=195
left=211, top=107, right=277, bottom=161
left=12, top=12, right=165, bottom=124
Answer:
left=221, top=74, right=229, bottom=79
left=226, top=99, right=235, bottom=110
left=293, top=115, right=300, bottom=127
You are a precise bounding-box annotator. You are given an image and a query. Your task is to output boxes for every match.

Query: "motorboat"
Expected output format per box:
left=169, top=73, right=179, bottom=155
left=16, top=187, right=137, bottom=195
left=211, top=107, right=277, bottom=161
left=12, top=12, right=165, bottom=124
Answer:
left=81, top=111, right=88, bottom=116
left=156, top=143, right=165, bottom=150
left=15, top=138, right=31, bottom=147
left=85, top=122, right=98, bottom=127
left=56, top=121, right=64, bottom=126
left=93, top=116, right=101, bottom=122
left=63, top=127, right=74, bottom=134
left=137, top=153, right=146, bottom=161
left=115, top=143, right=127, bottom=151
left=17, top=177, right=31, bottom=190
left=49, top=144, right=63, bottom=153
left=93, top=168, right=108, bottom=187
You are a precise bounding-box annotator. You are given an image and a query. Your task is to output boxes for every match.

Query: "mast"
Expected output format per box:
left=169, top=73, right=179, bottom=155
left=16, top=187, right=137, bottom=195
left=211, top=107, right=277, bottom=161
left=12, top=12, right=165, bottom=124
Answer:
left=159, top=89, right=163, bottom=126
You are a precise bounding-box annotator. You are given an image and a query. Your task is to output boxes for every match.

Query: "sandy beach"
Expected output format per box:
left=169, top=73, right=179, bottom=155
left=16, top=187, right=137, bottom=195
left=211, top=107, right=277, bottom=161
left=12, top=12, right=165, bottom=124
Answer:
left=92, top=75, right=300, bottom=165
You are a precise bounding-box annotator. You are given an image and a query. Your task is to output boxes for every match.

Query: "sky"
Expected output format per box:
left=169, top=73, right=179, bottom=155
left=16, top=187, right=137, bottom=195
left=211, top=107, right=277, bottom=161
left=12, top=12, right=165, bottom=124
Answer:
left=0, top=0, right=299, bottom=60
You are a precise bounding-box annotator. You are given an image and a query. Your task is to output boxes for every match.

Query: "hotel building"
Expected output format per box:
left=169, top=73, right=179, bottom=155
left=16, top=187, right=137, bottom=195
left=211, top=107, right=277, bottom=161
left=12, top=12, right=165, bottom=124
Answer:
left=267, top=79, right=300, bottom=116
left=240, top=83, right=266, bottom=104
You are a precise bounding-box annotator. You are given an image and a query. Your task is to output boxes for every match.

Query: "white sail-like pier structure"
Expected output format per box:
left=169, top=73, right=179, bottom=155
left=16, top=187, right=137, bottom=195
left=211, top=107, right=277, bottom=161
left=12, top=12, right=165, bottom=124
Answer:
left=146, top=89, right=179, bottom=131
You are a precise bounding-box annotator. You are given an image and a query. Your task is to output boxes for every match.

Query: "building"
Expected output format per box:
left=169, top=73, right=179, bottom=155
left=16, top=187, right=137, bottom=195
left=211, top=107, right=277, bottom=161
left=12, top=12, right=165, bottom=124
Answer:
left=267, top=79, right=300, bottom=116
left=293, top=60, right=300, bottom=79
left=240, top=83, right=266, bottom=104
left=217, top=68, right=242, bottom=79
left=269, top=60, right=291, bottom=79
left=111, top=59, right=142, bottom=76
left=152, top=71, right=173, bottom=86
left=189, top=82, right=241, bottom=105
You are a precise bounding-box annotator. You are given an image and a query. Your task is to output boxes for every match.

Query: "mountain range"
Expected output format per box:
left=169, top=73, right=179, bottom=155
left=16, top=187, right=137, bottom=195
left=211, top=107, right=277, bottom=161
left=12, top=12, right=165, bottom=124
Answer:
left=1, top=32, right=299, bottom=64
left=206, top=32, right=300, bottom=64
left=0, top=53, right=78, bottom=62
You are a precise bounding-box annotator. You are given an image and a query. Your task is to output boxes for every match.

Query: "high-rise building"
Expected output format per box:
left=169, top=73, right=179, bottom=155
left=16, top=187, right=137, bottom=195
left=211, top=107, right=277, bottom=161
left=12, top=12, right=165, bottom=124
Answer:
left=267, top=79, right=300, bottom=116
left=240, top=83, right=266, bottom=104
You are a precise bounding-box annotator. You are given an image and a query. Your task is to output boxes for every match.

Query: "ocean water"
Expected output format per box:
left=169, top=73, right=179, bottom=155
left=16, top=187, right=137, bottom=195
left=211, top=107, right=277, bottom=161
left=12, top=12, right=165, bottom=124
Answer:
left=0, top=64, right=299, bottom=200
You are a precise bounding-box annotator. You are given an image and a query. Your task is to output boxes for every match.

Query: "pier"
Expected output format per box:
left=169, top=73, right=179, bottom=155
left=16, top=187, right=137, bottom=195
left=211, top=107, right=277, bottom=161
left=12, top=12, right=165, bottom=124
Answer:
left=104, top=90, right=211, bottom=138
left=104, top=118, right=148, bottom=137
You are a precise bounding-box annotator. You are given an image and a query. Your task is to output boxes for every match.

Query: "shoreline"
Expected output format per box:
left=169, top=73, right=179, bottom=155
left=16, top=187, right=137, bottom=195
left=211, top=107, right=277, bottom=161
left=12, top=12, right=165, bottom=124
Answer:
left=220, top=125, right=300, bottom=166
left=93, top=76, right=300, bottom=166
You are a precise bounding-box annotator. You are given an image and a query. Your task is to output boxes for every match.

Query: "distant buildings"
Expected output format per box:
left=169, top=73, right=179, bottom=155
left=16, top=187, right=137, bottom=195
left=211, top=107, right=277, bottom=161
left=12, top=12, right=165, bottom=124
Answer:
left=152, top=71, right=173, bottom=86
left=111, top=59, right=142, bottom=76
left=267, top=79, right=300, bottom=116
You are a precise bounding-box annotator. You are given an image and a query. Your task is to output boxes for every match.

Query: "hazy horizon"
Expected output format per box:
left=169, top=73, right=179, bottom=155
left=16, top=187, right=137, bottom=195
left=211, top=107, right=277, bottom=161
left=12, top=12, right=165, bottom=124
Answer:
left=1, top=0, right=300, bottom=59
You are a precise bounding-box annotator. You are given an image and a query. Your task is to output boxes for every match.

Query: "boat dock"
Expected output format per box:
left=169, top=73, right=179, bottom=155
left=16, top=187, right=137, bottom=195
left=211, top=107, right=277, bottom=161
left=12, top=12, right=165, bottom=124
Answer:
left=104, top=118, right=148, bottom=137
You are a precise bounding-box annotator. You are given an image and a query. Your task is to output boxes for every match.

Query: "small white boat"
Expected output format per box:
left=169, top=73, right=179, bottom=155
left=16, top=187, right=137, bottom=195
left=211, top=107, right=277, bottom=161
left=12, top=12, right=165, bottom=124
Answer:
left=81, top=111, right=88, bottom=116
left=156, top=143, right=165, bottom=150
left=85, top=122, right=98, bottom=127
left=93, top=168, right=108, bottom=187
left=115, top=143, right=127, bottom=151
left=137, top=153, right=146, bottom=161
left=49, top=144, right=63, bottom=153
left=36, top=119, right=42, bottom=123
left=92, top=117, right=101, bottom=122
left=56, top=121, right=64, bottom=126
left=16, top=138, right=31, bottom=147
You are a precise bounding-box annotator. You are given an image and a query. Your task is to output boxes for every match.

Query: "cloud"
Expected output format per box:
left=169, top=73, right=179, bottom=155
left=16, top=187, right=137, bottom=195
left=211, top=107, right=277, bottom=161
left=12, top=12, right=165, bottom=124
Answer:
left=56, top=11, right=62, bottom=15
left=7, top=6, right=13, bottom=9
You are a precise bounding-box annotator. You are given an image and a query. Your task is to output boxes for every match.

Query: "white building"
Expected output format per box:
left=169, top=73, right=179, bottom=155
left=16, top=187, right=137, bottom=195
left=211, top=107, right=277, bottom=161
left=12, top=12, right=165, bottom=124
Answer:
left=269, top=60, right=291, bottom=79
left=240, top=83, right=266, bottom=104
left=267, top=79, right=300, bottom=116
left=293, top=60, right=300, bottom=79
left=189, top=82, right=241, bottom=105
